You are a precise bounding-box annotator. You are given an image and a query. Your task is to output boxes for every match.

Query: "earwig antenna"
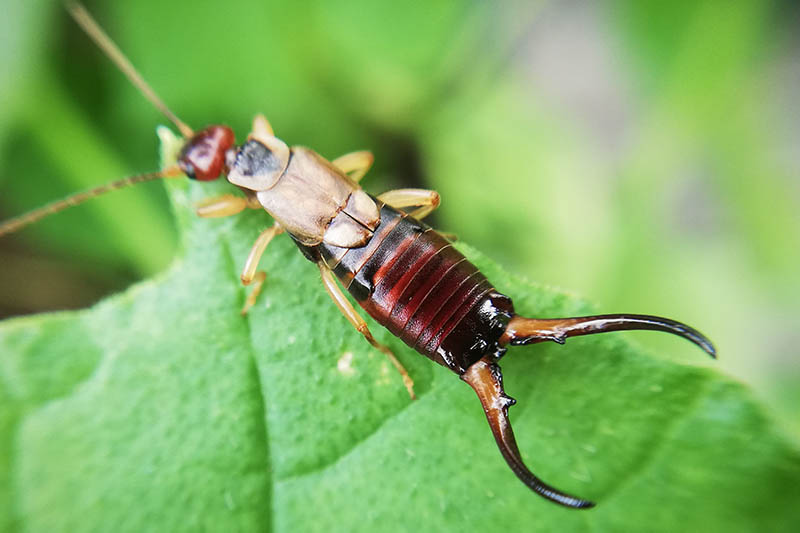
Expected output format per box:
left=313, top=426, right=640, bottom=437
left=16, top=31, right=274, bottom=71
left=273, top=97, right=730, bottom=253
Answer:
left=66, top=1, right=194, bottom=139
left=0, top=166, right=182, bottom=237
left=0, top=5, right=199, bottom=237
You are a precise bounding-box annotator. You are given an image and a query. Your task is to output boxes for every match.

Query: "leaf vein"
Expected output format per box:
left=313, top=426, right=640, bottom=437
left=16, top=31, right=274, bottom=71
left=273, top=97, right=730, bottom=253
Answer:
left=222, top=239, right=274, bottom=533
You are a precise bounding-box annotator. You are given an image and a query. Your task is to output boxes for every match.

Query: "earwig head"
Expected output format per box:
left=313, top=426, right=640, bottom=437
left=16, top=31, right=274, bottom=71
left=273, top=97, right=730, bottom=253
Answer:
left=226, top=132, right=291, bottom=192
left=178, top=126, right=236, bottom=181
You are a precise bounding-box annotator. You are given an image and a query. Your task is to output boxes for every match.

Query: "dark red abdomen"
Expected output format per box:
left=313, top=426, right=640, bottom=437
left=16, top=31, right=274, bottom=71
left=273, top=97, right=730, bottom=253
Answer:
left=305, top=202, right=513, bottom=374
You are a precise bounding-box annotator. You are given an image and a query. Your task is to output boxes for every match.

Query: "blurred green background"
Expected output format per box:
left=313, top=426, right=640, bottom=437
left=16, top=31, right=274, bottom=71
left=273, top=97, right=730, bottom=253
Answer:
left=0, top=0, right=798, bottom=442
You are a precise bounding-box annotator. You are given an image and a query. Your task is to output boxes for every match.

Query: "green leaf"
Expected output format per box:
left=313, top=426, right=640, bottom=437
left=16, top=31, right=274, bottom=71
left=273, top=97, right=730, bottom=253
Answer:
left=1, top=130, right=799, bottom=533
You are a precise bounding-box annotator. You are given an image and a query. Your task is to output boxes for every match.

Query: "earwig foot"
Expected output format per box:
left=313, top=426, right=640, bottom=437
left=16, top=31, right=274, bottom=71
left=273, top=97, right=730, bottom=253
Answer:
left=252, top=114, right=275, bottom=138
left=241, top=271, right=267, bottom=315
left=462, top=356, right=595, bottom=509
left=318, top=262, right=417, bottom=400
left=401, top=374, right=417, bottom=401
left=360, top=326, right=417, bottom=400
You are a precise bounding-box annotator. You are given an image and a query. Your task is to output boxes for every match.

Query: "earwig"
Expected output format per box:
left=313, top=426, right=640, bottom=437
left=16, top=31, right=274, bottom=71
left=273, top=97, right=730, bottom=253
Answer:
left=0, top=3, right=716, bottom=509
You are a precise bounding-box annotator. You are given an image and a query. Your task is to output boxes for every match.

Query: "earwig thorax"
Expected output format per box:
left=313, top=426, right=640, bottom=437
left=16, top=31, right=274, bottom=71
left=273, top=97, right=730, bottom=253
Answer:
left=226, top=139, right=289, bottom=191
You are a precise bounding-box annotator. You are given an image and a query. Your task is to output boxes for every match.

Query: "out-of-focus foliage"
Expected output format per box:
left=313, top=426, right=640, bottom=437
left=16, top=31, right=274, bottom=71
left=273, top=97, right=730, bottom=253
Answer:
left=0, top=0, right=798, bottom=528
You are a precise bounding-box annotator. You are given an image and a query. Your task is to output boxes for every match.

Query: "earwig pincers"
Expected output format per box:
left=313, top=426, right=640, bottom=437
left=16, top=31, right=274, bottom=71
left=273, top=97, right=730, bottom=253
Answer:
left=0, top=2, right=716, bottom=509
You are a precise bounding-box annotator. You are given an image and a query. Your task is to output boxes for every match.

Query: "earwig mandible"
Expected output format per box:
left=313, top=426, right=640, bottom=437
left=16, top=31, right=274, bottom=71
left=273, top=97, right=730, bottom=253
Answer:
left=0, top=3, right=716, bottom=509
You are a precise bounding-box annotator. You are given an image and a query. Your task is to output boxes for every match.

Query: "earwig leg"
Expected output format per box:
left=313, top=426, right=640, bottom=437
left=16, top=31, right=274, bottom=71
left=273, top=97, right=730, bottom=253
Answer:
left=318, top=262, right=416, bottom=399
left=240, top=223, right=283, bottom=315
left=240, top=272, right=266, bottom=316
left=196, top=194, right=249, bottom=218
left=251, top=113, right=275, bottom=137
left=196, top=192, right=263, bottom=218
left=245, top=192, right=263, bottom=209
left=462, top=356, right=595, bottom=509
left=332, top=150, right=374, bottom=183
left=377, top=188, right=441, bottom=220
left=500, top=314, right=716, bottom=358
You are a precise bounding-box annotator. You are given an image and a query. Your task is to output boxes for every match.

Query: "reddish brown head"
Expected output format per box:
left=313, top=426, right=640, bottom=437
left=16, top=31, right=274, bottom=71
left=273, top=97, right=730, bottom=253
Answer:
left=178, top=125, right=235, bottom=181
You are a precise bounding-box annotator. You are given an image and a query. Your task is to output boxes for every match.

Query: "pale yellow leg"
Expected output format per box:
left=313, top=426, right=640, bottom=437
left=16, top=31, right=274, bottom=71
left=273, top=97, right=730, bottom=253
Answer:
left=377, top=188, right=440, bottom=220
left=240, top=223, right=283, bottom=315
left=251, top=113, right=275, bottom=137
left=245, top=193, right=263, bottom=209
left=331, top=150, right=374, bottom=183
left=196, top=192, right=262, bottom=218
left=196, top=194, right=249, bottom=218
left=318, top=262, right=416, bottom=400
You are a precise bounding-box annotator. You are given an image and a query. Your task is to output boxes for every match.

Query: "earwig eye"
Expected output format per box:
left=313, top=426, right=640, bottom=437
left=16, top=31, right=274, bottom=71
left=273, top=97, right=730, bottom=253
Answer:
left=178, top=125, right=235, bottom=181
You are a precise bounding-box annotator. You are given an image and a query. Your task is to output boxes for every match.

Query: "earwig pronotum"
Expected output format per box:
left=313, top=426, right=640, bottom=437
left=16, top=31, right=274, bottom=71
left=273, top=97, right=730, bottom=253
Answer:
left=0, top=3, right=716, bottom=509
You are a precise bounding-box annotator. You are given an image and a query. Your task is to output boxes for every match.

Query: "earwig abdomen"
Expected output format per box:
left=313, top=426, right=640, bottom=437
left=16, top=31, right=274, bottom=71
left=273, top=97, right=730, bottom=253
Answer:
left=302, top=202, right=514, bottom=374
